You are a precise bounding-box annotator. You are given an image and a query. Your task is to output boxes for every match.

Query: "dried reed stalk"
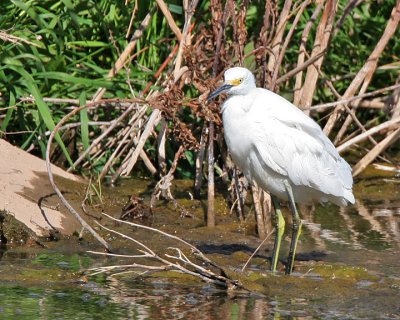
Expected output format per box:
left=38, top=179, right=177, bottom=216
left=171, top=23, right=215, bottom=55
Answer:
left=337, top=117, right=400, bottom=154
left=297, top=0, right=337, bottom=113
left=120, top=109, right=162, bottom=176
left=207, top=121, right=215, bottom=227
left=323, top=2, right=400, bottom=138
left=155, top=0, right=182, bottom=41
left=293, top=2, right=323, bottom=105
left=267, top=0, right=292, bottom=88
left=352, top=128, right=400, bottom=177
left=252, top=185, right=267, bottom=239
left=270, top=0, right=310, bottom=90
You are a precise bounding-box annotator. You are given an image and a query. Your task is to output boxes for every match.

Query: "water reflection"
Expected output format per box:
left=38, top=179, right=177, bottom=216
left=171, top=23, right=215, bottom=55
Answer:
left=301, top=197, right=400, bottom=253
left=96, top=278, right=277, bottom=319
left=1, top=278, right=398, bottom=319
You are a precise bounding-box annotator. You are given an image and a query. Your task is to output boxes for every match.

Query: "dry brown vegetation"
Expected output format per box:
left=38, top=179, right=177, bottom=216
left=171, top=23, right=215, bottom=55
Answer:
left=2, top=1, right=399, bottom=244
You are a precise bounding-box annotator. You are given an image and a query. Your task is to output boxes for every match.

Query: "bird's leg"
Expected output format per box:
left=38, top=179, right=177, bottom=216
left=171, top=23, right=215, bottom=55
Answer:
left=270, top=195, right=285, bottom=272
left=284, top=181, right=302, bottom=274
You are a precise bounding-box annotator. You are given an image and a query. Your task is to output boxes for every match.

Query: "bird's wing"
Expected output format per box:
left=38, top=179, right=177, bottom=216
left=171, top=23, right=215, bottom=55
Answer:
left=248, top=89, right=353, bottom=194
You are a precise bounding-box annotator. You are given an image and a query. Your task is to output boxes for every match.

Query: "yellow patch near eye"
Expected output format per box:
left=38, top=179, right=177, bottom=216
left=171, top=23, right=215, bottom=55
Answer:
left=228, top=78, right=242, bottom=86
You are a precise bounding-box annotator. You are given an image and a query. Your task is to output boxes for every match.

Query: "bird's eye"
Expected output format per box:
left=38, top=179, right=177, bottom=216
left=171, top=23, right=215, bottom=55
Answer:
left=239, top=79, right=243, bottom=83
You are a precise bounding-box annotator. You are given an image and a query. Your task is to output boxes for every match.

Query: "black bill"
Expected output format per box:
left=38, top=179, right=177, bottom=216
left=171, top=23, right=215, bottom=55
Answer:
left=207, top=83, right=233, bottom=102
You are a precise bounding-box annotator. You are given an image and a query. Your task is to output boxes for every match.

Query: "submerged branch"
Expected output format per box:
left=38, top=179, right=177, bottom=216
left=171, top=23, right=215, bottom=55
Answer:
left=87, top=213, right=246, bottom=290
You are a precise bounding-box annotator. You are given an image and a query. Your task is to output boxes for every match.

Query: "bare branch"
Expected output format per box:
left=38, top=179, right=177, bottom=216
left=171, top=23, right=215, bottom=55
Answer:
left=155, top=0, right=182, bottom=41
left=242, top=230, right=274, bottom=272
left=87, top=213, right=247, bottom=290
left=337, top=117, right=400, bottom=153
left=352, top=128, right=400, bottom=177
left=297, top=0, right=337, bottom=112
left=45, top=101, right=134, bottom=251
left=310, top=83, right=400, bottom=111
left=323, top=2, right=400, bottom=136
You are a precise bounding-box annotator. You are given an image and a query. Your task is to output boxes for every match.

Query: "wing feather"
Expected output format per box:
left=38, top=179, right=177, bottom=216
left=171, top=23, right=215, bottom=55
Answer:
left=248, top=89, right=353, bottom=198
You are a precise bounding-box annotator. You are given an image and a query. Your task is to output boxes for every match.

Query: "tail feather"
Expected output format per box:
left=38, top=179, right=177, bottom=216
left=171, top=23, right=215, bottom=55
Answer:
left=344, top=188, right=355, bottom=205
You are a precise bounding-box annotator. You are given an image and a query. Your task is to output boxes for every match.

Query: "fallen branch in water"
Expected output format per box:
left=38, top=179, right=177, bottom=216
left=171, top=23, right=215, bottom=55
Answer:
left=87, top=212, right=246, bottom=291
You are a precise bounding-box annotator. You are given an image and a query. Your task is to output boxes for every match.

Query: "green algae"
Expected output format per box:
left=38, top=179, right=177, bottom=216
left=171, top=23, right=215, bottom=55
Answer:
left=0, top=247, right=92, bottom=285
left=146, top=270, right=203, bottom=285
left=308, top=264, right=380, bottom=281
left=0, top=210, right=37, bottom=245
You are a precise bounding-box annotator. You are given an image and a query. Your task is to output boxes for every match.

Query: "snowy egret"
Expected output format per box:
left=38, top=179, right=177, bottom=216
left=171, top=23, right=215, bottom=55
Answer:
left=208, top=67, right=355, bottom=274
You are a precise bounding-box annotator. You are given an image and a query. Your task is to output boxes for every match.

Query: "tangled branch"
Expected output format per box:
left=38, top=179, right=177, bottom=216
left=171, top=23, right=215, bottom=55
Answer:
left=87, top=212, right=246, bottom=291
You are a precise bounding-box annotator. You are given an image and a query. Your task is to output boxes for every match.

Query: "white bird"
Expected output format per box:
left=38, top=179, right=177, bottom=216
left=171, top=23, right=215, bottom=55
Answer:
left=208, top=67, right=355, bottom=274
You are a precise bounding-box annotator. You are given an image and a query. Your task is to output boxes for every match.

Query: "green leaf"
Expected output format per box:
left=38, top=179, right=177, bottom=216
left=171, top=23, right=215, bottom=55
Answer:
left=79, top=91, right=90, bottom=159
left=168, top=4, right=183, bottom=15
left=6, top=65, right=74, bottom=167
left=66, top=41, right=109, bottom=48
left=35, top=71, right=113, bottom=88
left=1, top=91, right=16, bottom=132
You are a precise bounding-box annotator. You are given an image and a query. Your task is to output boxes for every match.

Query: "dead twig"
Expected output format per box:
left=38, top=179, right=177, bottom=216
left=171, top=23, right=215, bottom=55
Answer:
left=174, top=0, right=199, bottom=76
left=337, top=117, right=400, bottom=153
left=310, top=83, right=400, bottom=111
left=352, top=128, right=400, bottom=177
left=45, top=103, right=112, bottom=251
left=270, top=0, right=310, bottom=91
left=323, top=2, right=400, bottom=137
left=0, top=30, right=39, bottom=46
left=293, top=2, right=324, bottom=105
left=155, top=0, right=182, bottom=42
left=120, top=109, right=162, bottom=176
left=68, top=102, right=143, bottom=172
left=297, top=0, right=337, bottom=112
left=241, top=230, right=274, bottom=272
left=276, top=50, right=326, bottom=85
left=87, top=212, right=246, bottom=290
left=267, top=0, right=293, bottom=89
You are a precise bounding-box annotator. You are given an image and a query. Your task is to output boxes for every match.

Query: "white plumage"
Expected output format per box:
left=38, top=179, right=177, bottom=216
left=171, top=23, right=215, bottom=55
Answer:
left=208, top=67, right=355, bottom=274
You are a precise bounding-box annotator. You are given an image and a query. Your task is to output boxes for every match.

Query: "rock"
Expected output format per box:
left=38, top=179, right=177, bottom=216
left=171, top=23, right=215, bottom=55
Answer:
left=0, top=139, right=82, bottom=238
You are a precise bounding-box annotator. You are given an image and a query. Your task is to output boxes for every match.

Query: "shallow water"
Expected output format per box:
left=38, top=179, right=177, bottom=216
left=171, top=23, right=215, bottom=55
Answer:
left=1, top=174, right=399, bottom=319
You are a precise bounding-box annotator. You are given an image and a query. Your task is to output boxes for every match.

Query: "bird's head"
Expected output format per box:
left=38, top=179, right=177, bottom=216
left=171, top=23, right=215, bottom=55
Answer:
left=207, top=67, right=256, bottom=101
